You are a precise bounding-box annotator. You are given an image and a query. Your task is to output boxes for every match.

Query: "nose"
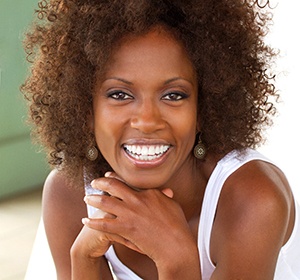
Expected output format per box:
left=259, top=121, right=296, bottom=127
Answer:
left=130, top=100, right=166, bottom=134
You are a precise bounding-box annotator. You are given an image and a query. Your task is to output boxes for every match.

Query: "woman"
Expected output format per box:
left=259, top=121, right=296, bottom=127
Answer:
left=22, top=0, right=300, bottom=279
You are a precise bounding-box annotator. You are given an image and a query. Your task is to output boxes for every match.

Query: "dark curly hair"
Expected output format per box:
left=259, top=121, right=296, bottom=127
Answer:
left=21, top=0, right=278, bottom=184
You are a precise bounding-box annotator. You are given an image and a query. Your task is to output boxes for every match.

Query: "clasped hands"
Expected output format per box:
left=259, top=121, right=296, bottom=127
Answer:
left=72, top=172, right=197, bottom=267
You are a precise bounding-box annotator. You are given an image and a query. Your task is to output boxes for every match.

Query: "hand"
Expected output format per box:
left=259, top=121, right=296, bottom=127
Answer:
left=70, top=218, right=116, bottom=280
left=82, top=172, right=198, bottom=267
left=71, top=215, right=111, bottom=259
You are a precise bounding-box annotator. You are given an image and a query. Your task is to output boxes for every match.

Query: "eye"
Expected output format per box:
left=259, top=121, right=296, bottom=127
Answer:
left=162, top=91, right=188, bottom=101
left=108, top=90, right=133, bottom=101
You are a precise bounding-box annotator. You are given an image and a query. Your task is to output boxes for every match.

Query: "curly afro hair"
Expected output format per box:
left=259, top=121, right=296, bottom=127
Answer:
left=21, top=0, right=278, bottom=184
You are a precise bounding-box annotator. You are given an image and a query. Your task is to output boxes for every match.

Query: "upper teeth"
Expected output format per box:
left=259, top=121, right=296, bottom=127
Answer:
left=124, top=145, right=170, bottom=157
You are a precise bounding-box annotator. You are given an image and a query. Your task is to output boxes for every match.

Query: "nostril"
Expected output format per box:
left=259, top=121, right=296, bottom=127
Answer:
left=130, top=101, right=166, bottom=133
left=130, top=114, right=166, bottom=133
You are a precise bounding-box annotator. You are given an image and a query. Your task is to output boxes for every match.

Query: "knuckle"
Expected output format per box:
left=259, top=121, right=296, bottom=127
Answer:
left=99, top=219, right=110, bottom=232
left=105, top=177, right=114, bottom=188
left=92, top=177, right=115, bottom=193
left=103, top=177, right=121, bottom=196
left=131, top=192, right=144, bottom=205
left=98, top=194, right=108, bottom=205
left=123, top=221, right=138, bottom=236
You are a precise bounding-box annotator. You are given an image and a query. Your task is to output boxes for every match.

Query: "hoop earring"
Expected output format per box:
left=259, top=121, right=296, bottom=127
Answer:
left=193, top=134, right=207, bottom=160
left=86, top=146, right=99, bottom=161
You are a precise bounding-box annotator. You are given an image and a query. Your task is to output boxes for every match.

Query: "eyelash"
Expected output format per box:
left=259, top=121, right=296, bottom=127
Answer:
left=162, top=91, right=188, bottom=101
left=107, top=90, right=188, bottom=101
left=107, top=91, right=133, bottom=100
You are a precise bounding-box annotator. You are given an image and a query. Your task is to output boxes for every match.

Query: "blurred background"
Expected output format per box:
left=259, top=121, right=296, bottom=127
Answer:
left=0, top=0, right=49, bottom=199
left=0, top=0, right=49, bottom=279
left=0, top=0, right=299, bottom=279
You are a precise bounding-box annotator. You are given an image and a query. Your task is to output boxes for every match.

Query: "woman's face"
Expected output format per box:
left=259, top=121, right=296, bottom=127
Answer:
left=92, top=28, right=198, bottom=189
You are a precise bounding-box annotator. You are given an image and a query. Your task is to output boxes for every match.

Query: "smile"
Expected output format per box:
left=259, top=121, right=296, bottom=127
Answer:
left=123, top=144, right=170, bottom=161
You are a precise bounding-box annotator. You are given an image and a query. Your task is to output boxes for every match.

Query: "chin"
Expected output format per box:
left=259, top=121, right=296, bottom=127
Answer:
left=122, top=175, right=168, bottom=191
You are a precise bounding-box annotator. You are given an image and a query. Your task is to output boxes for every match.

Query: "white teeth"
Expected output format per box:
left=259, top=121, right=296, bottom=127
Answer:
left=141, top=146, right=148, bottom=155
left=149, top=146, right=155, bottom=155
left=155, top=146, right=161, bottom=154
left=124, top=144, right=170, bottom=160
left=131, top=145, right=137, bottom=154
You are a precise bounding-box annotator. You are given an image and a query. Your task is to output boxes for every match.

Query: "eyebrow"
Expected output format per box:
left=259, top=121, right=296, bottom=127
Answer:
left=163, top=77, right=194, bottom=86
left=104, top=77, right=133, bottom=85
left=104, top=76, right=194, bottom=86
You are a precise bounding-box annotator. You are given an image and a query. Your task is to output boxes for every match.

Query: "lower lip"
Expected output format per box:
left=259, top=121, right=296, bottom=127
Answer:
left=123, top=148, right=171, bottom=168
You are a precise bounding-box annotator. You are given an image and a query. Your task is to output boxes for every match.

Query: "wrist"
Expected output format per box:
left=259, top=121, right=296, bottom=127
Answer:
left=70, top=243, right=102, bottom=268
left=71, top=249, right=113, bottom=280
left=71, top=225, right=110, bottom=259
left=71, top=250, right=102, bottom=280
left=70, top=235, right=108, bottom=260
left=155, top=242, right=201, bottom=280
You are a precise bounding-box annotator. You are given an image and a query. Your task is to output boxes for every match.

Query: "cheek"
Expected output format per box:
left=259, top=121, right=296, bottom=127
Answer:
left=168, top=110, right=197, bottom=148
left=93, top=110, right=126, bottom=162
left=93, top=109, right=113, bottom=148
left=94, top=126, right=118, bottom=168
left=94, top=120, right=117, bottom=148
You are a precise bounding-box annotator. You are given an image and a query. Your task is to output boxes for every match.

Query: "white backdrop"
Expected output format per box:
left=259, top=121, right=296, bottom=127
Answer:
left=259, top=0, right=300, bottom=202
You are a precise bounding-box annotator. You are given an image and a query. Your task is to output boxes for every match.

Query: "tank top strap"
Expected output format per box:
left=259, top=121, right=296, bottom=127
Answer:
left=198, top=149, right=273, bottom=279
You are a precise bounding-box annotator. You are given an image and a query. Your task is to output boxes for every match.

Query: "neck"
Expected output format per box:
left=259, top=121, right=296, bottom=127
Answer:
left=168, top=154, right=218, bottom=221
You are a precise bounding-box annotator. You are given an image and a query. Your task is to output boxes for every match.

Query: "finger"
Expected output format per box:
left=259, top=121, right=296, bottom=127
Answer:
left=84, top=194, right=123, bottom=217
left=82, top=218, right=144, bottom=254
left=92, top=209, right=115, bottom=219
left=104, top=171, right=126, bottom=183
left=82, top=216, right=127, bottom=237
left=91, top=177, right=124, bottom=198
left=91, top=177, right=136, bottom=200
left=105, top=171, right=141, bottom=192
left=82, top=217, right=112, bottom=232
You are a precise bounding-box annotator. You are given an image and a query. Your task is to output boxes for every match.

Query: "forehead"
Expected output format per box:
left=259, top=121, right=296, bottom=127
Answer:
left=100, top=27, right=196, bottom=81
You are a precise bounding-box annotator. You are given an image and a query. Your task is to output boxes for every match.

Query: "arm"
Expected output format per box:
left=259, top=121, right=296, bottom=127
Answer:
left=73, top=162, right=294, bottom=280
left=210, top=161, right=294, bottom=279
left=70, top=210, right=114, bottom=280
left=42, top=169, right=113, bottom=280
left=82, top=174, right=202, bottom=280
left=71, top=247, right=112, bottom=280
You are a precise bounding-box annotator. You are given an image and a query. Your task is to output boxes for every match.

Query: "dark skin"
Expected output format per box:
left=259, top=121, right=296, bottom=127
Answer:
left=43, top=157, right=295, bottom=279
left=43, top=28, right=295, bottom=280
left=209, top=161, right=295, bottom=279
left=43, top=170, right=114, bottom=280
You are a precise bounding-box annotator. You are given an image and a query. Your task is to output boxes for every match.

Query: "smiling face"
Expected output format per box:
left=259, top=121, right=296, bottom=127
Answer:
left=92, top=27, right=198, bottom=189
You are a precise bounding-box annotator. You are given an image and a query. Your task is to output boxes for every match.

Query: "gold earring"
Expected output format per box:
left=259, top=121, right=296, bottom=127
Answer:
left=193, top=134, right=207, bottom=160
left=86, top=146, right=99, bottom=161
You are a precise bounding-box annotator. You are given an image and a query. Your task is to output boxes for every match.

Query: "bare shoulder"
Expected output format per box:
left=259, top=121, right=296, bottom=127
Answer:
left=210, top=160, right=295, bottom=279
left=43, top=169, right=87, bottom=225
left=222, top=160, right=293, bottom=215
left=43, top=169, right=87, bottom=279
left=43, top=169, right=86, bottom=213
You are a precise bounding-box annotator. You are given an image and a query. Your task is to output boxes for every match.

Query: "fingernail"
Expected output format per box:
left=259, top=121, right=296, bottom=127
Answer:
left=104, top=171, right=112, bottom=178
left=81, top=218, right=90, bottom=225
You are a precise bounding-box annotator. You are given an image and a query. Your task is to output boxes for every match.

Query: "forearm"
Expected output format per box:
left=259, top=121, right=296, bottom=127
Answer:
left=156, top=245, right=201, bottom=280
left=71, top=252, right=100, bottom=280
left=71, top=253, right=113, bottom=280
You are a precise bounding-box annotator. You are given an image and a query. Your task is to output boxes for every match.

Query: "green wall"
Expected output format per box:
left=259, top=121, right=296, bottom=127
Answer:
left=0, top=0, right=49, bottom=199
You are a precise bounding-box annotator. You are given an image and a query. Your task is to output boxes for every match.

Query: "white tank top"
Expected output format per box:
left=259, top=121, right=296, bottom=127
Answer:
left=198, top=149, right=300, bottom=280
left=85, top=149, right=300, bottom=280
